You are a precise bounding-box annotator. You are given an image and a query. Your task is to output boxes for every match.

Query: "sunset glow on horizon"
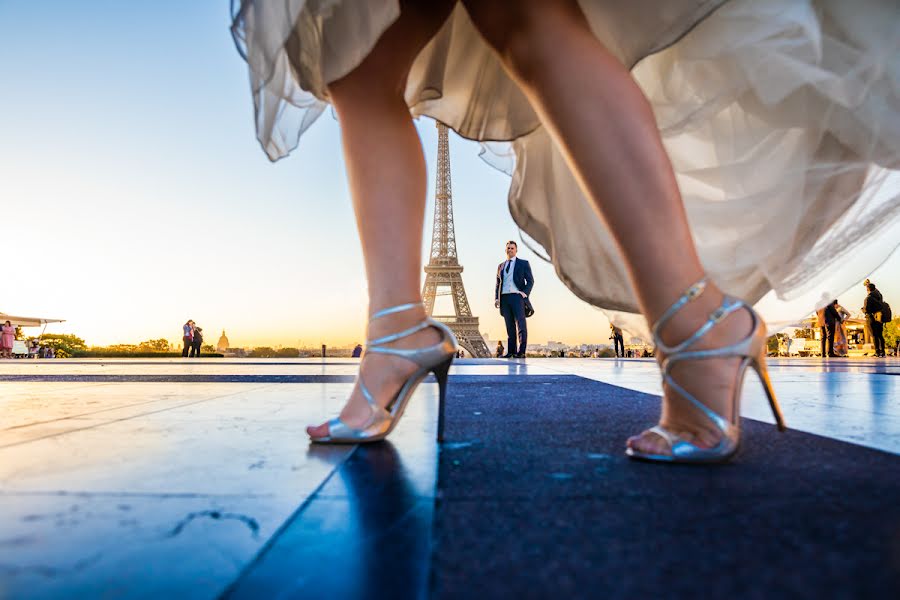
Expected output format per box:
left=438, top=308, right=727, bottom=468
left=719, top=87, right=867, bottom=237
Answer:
left=3, top=1, right=897, bottom=351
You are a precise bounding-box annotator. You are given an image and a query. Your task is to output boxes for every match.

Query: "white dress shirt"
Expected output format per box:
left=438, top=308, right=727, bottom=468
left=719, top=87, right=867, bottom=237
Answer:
left=501, top=257, right=521, bottom=295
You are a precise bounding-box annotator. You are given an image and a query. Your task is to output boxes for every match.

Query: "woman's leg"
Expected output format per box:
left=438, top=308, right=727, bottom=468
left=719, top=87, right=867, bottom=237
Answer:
left=462, top=0, right=753, bottom=454
left=307, top=0, right=456, bottom=437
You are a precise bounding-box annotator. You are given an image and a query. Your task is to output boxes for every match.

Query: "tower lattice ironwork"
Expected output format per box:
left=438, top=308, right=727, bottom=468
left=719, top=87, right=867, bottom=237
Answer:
left=423, top=122, right=490, bottom=358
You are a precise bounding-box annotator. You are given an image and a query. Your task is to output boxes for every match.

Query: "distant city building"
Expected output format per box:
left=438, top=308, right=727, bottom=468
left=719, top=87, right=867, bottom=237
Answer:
left=217, top=330, right=230, bottom=354
left=521, top=340, right=634, bottom=357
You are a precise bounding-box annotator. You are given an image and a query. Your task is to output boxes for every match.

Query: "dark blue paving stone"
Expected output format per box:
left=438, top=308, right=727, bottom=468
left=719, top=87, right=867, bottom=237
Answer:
left=432, top=378, right=900, bottom=599
left=224, top=443, right=435, bottom=600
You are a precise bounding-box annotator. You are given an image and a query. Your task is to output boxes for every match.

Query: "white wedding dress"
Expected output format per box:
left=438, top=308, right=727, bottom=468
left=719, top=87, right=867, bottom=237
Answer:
left=231, top=0, right=900, bottom=332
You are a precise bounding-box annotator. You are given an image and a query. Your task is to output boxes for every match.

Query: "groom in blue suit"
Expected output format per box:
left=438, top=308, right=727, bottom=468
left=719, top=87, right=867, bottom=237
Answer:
left=494, top=240, right=534, bottom=358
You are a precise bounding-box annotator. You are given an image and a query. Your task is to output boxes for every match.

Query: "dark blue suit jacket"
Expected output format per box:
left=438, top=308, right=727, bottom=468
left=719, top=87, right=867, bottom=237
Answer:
left=495, top=258, right=534, bottom=302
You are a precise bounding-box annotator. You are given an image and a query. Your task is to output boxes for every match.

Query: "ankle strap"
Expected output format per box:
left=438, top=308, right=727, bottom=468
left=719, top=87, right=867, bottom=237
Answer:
left=369, top=301, right=423, bottom=322
left=651, top=277, right=708, bottom=343
left=653, top=277, right=747, bottom=355
left=656, top=296, right=746, bottom=355
left=367, top=319, right=432, bottom=347
left=367, top=301, right=427, bottom=346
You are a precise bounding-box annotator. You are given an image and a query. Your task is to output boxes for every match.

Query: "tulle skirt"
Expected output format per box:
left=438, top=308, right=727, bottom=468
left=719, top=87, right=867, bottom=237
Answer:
left=231, top=0, right=900, bottom=333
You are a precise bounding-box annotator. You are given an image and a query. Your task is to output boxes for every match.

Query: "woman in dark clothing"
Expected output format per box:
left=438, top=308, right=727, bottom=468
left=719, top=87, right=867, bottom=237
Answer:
left=190, top=327, right=203, bottom=358
left=823, top=300, right=842, bottom=358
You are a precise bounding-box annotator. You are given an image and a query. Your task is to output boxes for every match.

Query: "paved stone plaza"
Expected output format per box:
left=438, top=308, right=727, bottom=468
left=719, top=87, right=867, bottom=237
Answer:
left=1, top=358, right=898, bottom=599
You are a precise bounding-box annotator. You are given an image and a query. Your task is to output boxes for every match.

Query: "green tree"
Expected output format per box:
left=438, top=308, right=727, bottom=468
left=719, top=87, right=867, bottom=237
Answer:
left=767, top=333, right=787, bottom=354
left=275, top=347, right=299, bottom=358
left=106, top=344, right=138, bottom=352
left=40, top=334, right=87, bottom=355
left=137, top=339, right=170, bottom=352
left=794, top=328, right=814, bottom=339
left=884, top=318, right=899, bottom=353
left=202, top=344, right=216, bottom=353
left=248, top=346, right=276, bottom=358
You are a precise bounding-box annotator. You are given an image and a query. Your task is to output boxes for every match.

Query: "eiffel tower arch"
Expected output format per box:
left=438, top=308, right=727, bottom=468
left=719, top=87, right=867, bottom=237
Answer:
left=423, top=122, right=491, bottom=358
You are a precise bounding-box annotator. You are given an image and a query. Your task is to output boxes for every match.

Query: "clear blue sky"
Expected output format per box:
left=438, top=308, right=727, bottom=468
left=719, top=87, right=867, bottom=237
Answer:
left=1, top=1, right=897, bottom=348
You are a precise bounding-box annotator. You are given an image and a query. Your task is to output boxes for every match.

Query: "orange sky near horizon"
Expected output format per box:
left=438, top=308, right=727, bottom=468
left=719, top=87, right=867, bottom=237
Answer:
left=2, top=1, right=898, bottom=351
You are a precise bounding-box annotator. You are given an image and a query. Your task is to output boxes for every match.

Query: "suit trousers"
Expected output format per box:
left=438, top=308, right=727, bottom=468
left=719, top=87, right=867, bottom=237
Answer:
left=825, top=323, right=837, bottom=357
left=868, top=316, right=885, bottom=356
left=613, top=334, right=624, bottom=358
left=182, top=337, right=192, bottom=357
left=500, top=293, right=528, bottom=355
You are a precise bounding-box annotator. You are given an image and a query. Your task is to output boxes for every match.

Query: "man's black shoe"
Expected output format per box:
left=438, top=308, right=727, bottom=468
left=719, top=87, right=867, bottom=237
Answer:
left=514, top=353, right=526, bottom=358
left=502, top=354, right=515, bottom=359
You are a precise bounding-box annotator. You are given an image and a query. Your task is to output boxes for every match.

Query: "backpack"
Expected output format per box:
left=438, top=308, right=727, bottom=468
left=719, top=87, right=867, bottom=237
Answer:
left=881, top=302, right=892, bottom=323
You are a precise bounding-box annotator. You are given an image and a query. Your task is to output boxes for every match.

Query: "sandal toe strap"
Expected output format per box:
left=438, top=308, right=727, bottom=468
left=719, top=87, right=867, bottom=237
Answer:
left=325, top=417, right=359, bottom=440
left=648, top=425, right=680, bottom=447
left=648, top=425, right=728, bottom=459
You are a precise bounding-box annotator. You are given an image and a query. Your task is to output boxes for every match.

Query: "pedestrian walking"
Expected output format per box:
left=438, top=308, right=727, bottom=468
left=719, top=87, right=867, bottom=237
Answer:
left=610, top=324, right=625, bottom=358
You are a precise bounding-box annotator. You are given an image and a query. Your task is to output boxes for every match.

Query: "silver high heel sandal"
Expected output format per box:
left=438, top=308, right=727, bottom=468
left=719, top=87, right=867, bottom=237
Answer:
left=309, top=301, right=457, bottom=444
left=626, top=277, right=787, bottom=464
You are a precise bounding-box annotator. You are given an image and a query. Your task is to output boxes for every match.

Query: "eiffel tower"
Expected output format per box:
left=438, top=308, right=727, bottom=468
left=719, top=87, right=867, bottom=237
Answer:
left=422, top=122, right=490, bottom=358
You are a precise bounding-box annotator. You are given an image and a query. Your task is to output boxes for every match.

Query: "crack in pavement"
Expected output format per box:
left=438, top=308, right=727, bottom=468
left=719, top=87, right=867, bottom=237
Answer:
left=167, top=510, right=260, bottom=539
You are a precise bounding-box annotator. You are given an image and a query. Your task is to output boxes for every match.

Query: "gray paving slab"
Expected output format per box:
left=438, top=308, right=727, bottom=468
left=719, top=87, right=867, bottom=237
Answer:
left=0, top=371, right=440, bottom=599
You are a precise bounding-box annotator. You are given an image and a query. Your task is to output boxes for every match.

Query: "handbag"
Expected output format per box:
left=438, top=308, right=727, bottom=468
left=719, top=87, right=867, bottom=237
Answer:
left=523, top=296, right=535, bottom=318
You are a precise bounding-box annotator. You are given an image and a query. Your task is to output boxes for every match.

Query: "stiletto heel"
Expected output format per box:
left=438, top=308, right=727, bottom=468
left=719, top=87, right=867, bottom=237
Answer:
left=752, top=358, right=786, bottom=431
left=432, top=357, right=453, bottom=442
left=309, top=301, right=458, bottom=444
left=626, top=277, right=788, bottom=464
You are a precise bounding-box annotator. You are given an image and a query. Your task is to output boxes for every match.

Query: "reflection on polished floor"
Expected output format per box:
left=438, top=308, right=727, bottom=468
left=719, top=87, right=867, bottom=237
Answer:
left=0, top=358, right=897, bottom=598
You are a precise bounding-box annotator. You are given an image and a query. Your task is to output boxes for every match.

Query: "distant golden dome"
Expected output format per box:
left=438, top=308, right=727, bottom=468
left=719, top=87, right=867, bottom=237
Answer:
left=217, top=330, right=230, bottom=352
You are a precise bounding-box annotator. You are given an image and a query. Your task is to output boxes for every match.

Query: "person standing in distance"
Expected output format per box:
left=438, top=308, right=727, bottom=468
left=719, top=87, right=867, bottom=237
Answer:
left=610, top=323, right=625, bottom=358
left=182, top=319, right=194, bottom=358
left=190, top=326, right=204, bottom=358
left=864, top=282, right=886, bottom=357
left=494, top=240, right=534, bottom=358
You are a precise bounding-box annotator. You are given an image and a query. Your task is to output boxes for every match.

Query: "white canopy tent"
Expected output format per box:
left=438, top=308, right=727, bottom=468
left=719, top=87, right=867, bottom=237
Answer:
left=0, top=312, right=65, bottom=338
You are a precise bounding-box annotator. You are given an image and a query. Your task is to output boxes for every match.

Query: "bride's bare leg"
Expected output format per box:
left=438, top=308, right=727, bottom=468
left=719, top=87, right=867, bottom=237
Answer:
left=463, top=0, right=753, bottom=454
left=306, top=0, right=456, bottom=438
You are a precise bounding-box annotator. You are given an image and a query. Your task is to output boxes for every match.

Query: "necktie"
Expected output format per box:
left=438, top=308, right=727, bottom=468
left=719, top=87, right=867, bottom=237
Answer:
left=505, top=261, right=511, bottom=274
